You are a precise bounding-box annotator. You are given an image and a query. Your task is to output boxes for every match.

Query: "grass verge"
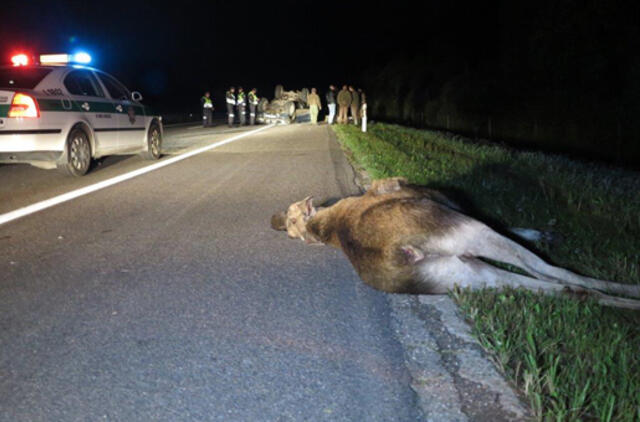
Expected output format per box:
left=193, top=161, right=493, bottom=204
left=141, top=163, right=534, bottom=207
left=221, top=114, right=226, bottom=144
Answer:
left=331, top=122, right=640, bottom=421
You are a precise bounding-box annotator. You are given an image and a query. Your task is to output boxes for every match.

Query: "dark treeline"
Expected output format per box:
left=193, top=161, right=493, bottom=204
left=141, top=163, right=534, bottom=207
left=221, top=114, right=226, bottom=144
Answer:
left=362, top=0, right=640, bottom=166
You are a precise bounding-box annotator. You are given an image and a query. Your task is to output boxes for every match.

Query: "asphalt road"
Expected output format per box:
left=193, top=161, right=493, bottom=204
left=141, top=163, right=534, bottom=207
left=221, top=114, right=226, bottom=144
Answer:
left=0, top=123, right=423, bottom=421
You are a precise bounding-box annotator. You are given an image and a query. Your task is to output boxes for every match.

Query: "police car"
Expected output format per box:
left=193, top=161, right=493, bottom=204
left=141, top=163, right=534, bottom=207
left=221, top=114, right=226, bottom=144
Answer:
left=0, top=52, right=162, bottom=176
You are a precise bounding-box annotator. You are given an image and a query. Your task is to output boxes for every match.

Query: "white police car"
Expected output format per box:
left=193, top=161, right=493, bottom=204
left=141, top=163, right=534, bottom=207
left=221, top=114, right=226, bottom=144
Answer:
left=0, top=52, right=162, bottom=176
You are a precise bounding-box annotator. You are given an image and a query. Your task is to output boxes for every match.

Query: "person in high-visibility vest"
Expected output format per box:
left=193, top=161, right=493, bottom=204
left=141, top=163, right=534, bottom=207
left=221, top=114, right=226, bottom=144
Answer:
left=201, top=91, right=214, bottom=127
left=226, top=87, right=236, bottom=127
left=248, top=88, right=259, bottom=125
left=236, top=87, right=247, bottom=126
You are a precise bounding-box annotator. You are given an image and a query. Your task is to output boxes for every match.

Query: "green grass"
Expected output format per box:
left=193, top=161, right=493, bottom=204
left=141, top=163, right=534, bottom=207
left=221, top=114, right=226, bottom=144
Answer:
left=331, top=122, right=640, bottom=421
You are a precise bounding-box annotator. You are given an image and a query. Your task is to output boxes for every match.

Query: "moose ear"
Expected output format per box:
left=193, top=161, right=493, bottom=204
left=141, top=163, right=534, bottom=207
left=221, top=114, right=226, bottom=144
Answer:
left=303, top=196, right=315, bottom=217
left=399, top=245, right=425, bottom=264
left=270, top=211, right=287, bottom=231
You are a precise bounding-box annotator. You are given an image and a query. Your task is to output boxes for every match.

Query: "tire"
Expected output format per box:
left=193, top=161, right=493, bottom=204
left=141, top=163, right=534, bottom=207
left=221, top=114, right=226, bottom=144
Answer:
left=57, top=127, right=91, bottom=176
left=285, top=101, right=295, bottom=117
left=274, top=84, right=283, bottom=99
left=299, top=88, right=309, bottom=106
left=258, top=97, right=269, bottom=112
left=141, top=123, right=162, bottom=160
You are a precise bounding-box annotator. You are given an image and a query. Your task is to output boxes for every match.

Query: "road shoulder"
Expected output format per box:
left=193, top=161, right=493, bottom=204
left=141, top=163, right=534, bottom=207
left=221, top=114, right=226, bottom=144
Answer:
left=331, top=127, right=530, bottom=421
left=389, top=295, right=529, bottom=421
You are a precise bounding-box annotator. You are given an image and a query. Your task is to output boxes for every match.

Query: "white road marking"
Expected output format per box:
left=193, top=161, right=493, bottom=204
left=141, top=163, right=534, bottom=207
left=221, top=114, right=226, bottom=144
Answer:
left=0, top=124, right=275, bottom=226
left=170, top=127, right=247, bottom=140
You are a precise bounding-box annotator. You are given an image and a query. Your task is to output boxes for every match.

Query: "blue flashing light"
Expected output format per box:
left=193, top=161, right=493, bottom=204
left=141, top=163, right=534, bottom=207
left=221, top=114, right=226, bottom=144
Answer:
left=72, top=52, right=91, bottom=64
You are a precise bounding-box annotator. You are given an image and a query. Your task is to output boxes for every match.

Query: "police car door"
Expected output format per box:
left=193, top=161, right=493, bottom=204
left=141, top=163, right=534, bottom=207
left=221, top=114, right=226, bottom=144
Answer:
left=96, top=72, right=145, bottom=151
left=63, top=69, right=119, bottom=154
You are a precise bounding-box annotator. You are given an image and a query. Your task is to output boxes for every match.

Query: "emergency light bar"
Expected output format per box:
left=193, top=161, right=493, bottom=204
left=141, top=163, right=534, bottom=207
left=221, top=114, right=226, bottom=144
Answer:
left=39, top=52, right=92, bottom=65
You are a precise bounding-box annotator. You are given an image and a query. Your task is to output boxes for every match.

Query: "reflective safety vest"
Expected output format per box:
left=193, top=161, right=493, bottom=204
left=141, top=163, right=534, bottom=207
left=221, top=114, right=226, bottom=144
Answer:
left=236, top=92, right=246, bottom=106
left=248, top=92, right=258, bottom=105
left=202, top=96, right=213, bottom=108
left=226, top=91, right=236, bottom=105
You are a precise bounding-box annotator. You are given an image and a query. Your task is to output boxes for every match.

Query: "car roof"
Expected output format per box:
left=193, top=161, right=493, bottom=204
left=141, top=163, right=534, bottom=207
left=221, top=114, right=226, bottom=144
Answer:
left=0, top=64, right=102, bottom=73
left=0, top=64, right=123, bottom=94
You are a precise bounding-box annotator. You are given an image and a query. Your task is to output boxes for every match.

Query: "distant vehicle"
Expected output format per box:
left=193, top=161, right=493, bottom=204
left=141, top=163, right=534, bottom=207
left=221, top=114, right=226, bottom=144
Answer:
left=258, top=84, right=310, bottom=124
left=0, top=52, right=163, bottom=176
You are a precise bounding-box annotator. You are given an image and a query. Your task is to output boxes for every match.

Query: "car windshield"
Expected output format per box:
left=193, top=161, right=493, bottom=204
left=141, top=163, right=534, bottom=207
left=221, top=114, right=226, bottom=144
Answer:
left=0, top=67, right=52, bottom=89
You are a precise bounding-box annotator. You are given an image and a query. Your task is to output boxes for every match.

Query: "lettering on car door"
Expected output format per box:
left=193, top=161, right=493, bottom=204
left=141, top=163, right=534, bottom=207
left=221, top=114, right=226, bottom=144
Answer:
left=96, top=72, right=145, bottom=151
left=63, top=69, right=118, bottom=154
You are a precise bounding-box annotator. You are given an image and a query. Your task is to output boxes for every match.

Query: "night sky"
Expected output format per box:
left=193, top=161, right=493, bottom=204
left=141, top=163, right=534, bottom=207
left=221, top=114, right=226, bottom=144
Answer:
left=0, top=0, right=492, bottom=112
left=2, top=0, right=639, bottom=157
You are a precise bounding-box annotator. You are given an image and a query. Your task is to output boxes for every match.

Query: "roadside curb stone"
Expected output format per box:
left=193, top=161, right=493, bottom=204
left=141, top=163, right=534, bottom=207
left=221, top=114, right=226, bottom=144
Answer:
left=389, top=295, right=530, bottom=421
left=389, top=295, right=467, bottom=421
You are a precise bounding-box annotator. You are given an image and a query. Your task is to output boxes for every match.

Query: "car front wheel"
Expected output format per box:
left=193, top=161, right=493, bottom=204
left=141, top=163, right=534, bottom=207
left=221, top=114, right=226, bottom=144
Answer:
left=58, top=127, right=91, bottom=176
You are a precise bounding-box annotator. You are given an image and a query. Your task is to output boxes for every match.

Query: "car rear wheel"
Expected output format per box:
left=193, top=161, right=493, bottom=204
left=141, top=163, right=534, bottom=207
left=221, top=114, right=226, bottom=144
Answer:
left=58, top=127, right=91, bottom=176
left=141, top=123, right=162, bottom=160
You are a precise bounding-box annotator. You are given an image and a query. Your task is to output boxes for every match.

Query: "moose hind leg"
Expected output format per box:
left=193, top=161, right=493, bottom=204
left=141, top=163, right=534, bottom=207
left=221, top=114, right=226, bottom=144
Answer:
left=469, top=225, right=640, bottom=298
left=415, top=254, right=569, bottom=294
left=416, top=255, right=640, bottom=310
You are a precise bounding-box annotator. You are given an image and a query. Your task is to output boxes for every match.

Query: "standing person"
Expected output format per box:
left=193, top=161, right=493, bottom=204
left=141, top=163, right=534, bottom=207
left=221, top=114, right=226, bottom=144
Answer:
left=349, top=86, right=360, bottom=125
left=236, top=87, right=247, bottom=126
left=307, top=87, right=322, bottom=124
left=226, top=86, right=236, bottom=127
left=201, top=91, right=214, bottom=127
left=337, top=85, right=351, bottom=124
left=248, top=88, right=259, bottom=125
left=325, top=85, right=336, bottom=124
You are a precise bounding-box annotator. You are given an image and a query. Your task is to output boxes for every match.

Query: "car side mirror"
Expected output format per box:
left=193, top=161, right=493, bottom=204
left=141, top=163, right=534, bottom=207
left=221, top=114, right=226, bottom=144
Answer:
left=131, top=91, right=143, bottom=102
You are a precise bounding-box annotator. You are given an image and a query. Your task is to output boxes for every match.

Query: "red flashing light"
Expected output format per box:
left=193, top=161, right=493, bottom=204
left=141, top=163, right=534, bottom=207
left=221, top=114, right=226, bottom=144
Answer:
left=11, top=54, right=29, bottom=67
left=9, top=93, right=40, bottom=118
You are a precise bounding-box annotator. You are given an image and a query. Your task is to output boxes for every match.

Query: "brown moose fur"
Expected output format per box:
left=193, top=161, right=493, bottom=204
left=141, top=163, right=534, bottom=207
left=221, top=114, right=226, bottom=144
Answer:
left=271, top=177, right=640, bottom=309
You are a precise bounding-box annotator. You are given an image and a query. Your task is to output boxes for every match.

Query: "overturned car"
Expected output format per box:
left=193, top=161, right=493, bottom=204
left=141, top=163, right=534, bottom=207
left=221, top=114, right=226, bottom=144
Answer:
left=257, top=85, right=311, bottom=124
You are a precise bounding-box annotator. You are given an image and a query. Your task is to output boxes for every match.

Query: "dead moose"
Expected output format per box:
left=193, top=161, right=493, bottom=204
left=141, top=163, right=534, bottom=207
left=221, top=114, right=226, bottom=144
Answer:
left=271, top=177, right=640, bottom=310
